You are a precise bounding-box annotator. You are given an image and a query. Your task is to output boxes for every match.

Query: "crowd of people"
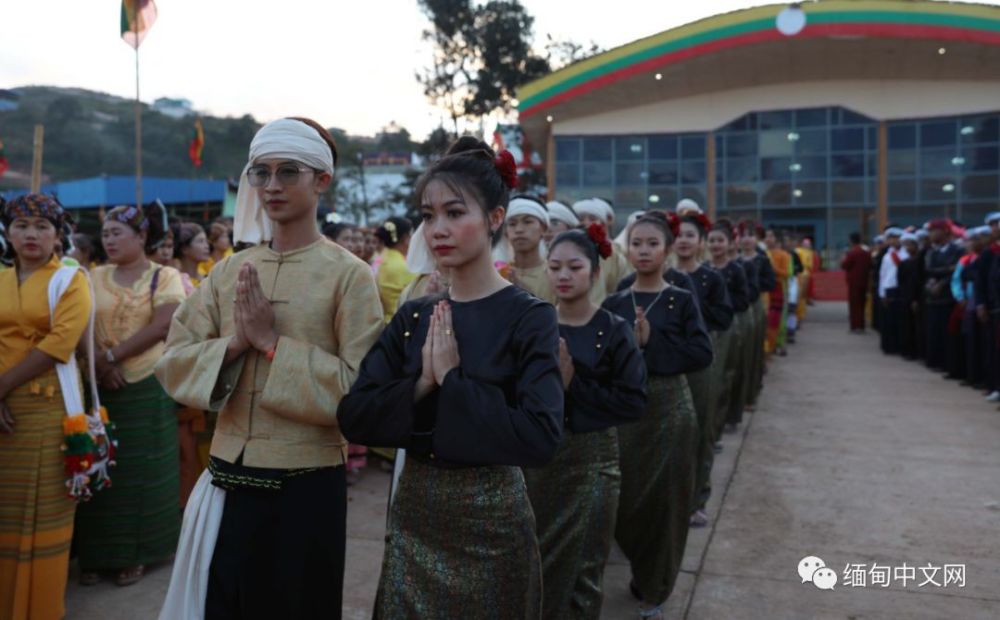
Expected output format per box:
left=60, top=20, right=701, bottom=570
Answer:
left=842, top=214, right=1000, bottom=407
left=0, top=117, right=817, bottom=620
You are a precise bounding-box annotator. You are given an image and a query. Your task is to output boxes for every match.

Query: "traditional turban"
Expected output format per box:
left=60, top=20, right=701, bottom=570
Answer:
left=1, top=193, right=68, bottom=229
left=545, top=201, right=579, bottom=228
left=234, top=118, right=336, bottom=244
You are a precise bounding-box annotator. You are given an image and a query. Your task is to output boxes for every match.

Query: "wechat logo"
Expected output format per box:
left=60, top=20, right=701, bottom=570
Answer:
left=798, top=556, right=837, bottom=590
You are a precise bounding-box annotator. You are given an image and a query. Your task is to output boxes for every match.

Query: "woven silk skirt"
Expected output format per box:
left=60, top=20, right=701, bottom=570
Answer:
left=522, top=428, right=620, bottom=620
left=74, top=374, right=180, bottom=571
left=615, top=374, right=698, bottom=606
left=723, top=311, right=749, bottom=427
left=376, top=457, right=541, bottom=619
left=0, top=371, right=77, bottom=620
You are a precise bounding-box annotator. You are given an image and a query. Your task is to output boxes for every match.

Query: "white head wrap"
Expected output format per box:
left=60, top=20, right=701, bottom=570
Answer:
left=874, top=235, right=885, bottom=243
left=885, top=227, right=904, bottom=237
left=233, top=118, right=336, bottom=244
left=915, top=229, right=929, bottom=240
left=676, top=198, right=702, bottom=215
left=573, top=198, right=613, bottom=222
left=405, top=222, right=437, bottom=274
left=901, top=232, right=918, bottom=243
left=986, top=211, right=1000, bottom=225
left=506, top=197, right=550, bottom=227
left=614, top=210, right=646, bottom=248
left=545, top=201, right=579, bottom=228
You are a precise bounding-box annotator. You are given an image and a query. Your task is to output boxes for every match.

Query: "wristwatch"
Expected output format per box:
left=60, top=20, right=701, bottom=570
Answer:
left=105, top=348, right=116, bottom=364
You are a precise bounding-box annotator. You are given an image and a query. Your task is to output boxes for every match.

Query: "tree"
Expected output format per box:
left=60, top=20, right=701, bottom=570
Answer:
left=544, top=35, right=603, bottom=70
left=416, top=0, right=550, bottom=131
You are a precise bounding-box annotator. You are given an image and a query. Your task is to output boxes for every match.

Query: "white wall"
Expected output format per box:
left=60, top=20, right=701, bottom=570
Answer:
left=554, top=80, right=1000, bottom=135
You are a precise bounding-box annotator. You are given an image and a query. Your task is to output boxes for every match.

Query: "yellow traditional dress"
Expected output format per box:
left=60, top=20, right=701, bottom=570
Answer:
left=512, top=262, right=556, bottom=305
left=0, top=256, right=91, bottom=620
left=376, top=248, right=417, bottom=324
left=794, top=246, right=814, bottom=322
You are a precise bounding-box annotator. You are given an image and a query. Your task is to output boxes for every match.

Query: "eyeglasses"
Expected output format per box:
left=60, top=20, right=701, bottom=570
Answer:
left=246, top=164, right=316, bottom=188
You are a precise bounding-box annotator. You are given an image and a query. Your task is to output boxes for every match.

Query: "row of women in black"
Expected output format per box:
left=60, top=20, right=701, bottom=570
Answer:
left=337, top=139, right=770, bottom=619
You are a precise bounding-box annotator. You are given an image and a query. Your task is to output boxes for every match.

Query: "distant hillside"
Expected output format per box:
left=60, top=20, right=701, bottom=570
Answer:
left=0, top=86, right=260, bottom=190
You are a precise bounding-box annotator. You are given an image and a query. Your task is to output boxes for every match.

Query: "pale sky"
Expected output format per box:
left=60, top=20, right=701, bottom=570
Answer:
left=3, top=0, right=998, bottom=139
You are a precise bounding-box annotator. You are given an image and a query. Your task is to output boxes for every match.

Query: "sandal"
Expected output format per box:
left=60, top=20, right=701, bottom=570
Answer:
left=116, top=564, right=145, bottom=587
left=638, top=604, right=664, bottom=618
left=689, top=509, right=710, bottom=528
left=79, top=571, right=100, bottom=586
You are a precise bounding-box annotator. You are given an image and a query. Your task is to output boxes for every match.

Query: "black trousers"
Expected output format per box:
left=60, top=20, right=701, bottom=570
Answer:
left=880, top=290, right=904, bottom=355
left=925, top=303, right=953, bottom=370
left=205, top=465, right=347, bottom=620
left=964, top=313, right=985, bottom=387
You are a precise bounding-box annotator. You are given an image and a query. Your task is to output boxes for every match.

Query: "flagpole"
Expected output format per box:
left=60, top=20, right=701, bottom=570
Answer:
left=134, top=12, right=143, bottom=208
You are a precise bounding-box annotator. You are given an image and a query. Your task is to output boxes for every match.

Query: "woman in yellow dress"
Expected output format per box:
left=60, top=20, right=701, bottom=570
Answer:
left=74, top=204, right=186, bottom=586
left=0, top=194, right=92, bottom=620
left=375, top=216, right=417, bottom=323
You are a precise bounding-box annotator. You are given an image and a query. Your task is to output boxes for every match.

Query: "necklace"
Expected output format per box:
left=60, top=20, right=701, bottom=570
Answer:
left=630, top=283, right=667, bottom=317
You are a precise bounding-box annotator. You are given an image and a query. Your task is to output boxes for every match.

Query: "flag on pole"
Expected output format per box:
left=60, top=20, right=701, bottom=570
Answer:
left=120, top=0, right=158, bottom=49
left=188, top=118, right=205, bottom=168
left=0, top=138, right=8, bottom=178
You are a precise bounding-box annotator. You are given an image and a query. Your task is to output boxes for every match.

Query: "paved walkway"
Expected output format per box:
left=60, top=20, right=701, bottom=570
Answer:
left=64, top=302, right=1000, bottom=619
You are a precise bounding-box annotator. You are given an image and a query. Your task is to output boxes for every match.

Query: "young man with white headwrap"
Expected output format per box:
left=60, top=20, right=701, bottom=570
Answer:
left=154, top=117, right=384, bottom=619
left=572, top=197, right=633, bottom=303
left=544, top=200, right=580, bottom=247
left=506, top=196, right=556, bottom=304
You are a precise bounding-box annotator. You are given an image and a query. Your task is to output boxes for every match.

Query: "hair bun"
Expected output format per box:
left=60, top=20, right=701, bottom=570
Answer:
left=446, top=136, right=495, bottom=159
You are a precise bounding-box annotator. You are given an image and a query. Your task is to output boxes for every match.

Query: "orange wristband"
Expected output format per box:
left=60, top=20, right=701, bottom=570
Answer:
left=266, top=340, right=278, bottom=362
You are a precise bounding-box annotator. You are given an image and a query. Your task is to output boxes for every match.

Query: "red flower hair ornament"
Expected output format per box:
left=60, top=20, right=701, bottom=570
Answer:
left=666, top=212, right=681, bottom=238
left=691, top=213, right=713, bottom=234
left=494, top=150, right=519, bottom=190
left=586, top=222, right=614, bottom=259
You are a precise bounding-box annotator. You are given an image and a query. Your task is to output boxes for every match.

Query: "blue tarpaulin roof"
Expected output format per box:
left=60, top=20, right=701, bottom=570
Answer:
left=1, top=176, right=227, bottom=209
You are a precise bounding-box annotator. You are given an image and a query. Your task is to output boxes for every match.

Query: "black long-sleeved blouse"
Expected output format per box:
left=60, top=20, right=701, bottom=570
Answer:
left=616, top=268, right=698, bottom=309
left=740, top=257, right=760, bottom=302
left=716, top=260, right=750, bottom=313
left=754, top=251, right=777, bottom=293
left=601, top=286, right=713, bottom=377
left=336, top=285, right=564, bottom=468
left=560, top=308, right=647, bottom=433
left=683, top=264, right=733, bottom=331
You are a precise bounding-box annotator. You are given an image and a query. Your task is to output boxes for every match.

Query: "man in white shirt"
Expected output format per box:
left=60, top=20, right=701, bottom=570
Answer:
left=878, top=228, right=908, bottom=354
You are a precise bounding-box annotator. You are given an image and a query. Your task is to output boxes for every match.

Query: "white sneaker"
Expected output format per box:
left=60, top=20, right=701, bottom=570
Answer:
left=986, top=391, right=1000, bottom=402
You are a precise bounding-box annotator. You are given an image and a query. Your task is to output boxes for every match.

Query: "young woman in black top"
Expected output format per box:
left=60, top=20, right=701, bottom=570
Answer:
left=338, top=138, right=564, bottom=619
left=601, top=214, right=712, bottom=619
left=522, top=225, right=647, bottom=620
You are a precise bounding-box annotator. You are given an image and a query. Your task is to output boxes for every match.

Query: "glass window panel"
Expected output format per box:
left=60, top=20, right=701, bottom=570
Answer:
left=615, top=136, right=646, bottom=161
left=959, top=116, right=1000, bottom=144
left=867, top=126, right=878, bottom=150
left=795, top=108, right=828, bottom=127
left=614, top=187, right=647, bottom=211
left=725, top=184, right=757, bottom=208
left=582, top=137, right=612, bottom=161
left=832, top=180, right=865, bottom=204
left=761, top=157, right=793, bottom=181
left=867, top=153, right=878, bottom=177
left=888, top=124, right=916, bottom=150
left=794, top=181, right=827, bottom=205
left=681, top=136, right=706, bottom=159
left=648, top=160, right=678, bottom=184
left=920, top=121, right=956, bottom=148
left=555, top=163, right=580, bottom=187
left=680, top=185, right=706, bottom=205
left=794, top=156, right=827, bottom=179
left=831, top=153, right=865, bottom=177
left=888, top=179, right=916, bottom=203
left=721, top=115, right=749, bottom=132
left=759, top=110, right=793, bottom=129
left=760, top=130, right=795, bottom=157
left=648, top=136, right=678, bottom=160
left=888, top=150, right=916, bottom=176
left=581, top=162, right=612, bottom=186
left=725, top=157, right=757, bottom=182
left=555, top=139, right=581, bottom=162
left=842, top=109, right=873, bottom=125
left=647, top=186, right=677, bottom=208
left=726, top=133, right=757, bottom=157
left=761, top=182, right=792, bottom=206
left=962, top=174, right=999, bottom=201
left=831, top=128, right=864, bottom=151
left=963, top=145, right=999, bottom=172
left=920, top=177, right=957, bottom=202
left=714, top=134, right=724, bottom=157
left=681, top=160, right=706, bottom=183
left=795, top=130, right=827, bottom=155
left=615, top=162, right=647, bottom=186
left=920, top=148, right=961, bottom=176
